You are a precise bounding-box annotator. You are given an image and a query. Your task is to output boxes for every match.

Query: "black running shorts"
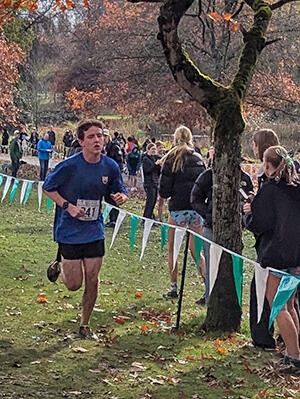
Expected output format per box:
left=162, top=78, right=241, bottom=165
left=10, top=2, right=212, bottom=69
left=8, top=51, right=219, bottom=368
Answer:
left=58, top=240, right=105, bottom=260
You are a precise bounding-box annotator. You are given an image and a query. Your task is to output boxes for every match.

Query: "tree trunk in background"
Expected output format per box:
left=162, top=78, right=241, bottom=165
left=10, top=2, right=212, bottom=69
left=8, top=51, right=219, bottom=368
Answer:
left=204, top=95, right=245, bottom=330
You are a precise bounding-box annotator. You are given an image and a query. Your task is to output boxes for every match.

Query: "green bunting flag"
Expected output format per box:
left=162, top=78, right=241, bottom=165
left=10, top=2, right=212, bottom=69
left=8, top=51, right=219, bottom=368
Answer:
left=102, top=204, right=112, bottom=224
left=47, top=197, right=52, bottom=211
left=269, top=274, right=300, bottom=328
left=0, top=175, right=4, bottom=187
left=23, top=181, right=34, bottom=205
left=9, top=179, right=19, bottom=204
left=231, top=254, right=243, bottom=307
left=161, top=224, right=169, bottom=251
left=194, top=235, right=203, bottom=273
left=130, top=215, right=139, bottom=251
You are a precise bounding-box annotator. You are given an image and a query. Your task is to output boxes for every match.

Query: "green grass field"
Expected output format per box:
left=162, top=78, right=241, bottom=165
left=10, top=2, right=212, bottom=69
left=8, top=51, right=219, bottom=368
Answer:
left=0, top=188, right=299, bottom=399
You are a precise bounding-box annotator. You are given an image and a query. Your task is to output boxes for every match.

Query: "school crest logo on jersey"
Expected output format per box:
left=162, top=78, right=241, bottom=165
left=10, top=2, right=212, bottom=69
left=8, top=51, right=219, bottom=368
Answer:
left=102, top=176, right=108, bottom=184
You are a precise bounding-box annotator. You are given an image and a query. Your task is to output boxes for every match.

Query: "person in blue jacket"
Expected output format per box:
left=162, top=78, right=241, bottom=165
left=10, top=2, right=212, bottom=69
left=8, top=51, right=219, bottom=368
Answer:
left=37, top=133, right=53, bottom=181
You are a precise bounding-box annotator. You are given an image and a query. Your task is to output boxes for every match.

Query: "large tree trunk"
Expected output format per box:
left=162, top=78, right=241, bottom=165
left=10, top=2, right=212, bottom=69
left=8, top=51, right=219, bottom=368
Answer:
left=204, top=96, right=245, bottom=331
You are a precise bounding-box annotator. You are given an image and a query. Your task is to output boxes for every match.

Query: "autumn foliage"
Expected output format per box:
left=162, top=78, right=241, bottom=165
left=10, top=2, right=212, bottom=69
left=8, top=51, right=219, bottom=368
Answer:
left=0, top=24, right=24, bottom=123
left=62, top=0, right=210, bottom=127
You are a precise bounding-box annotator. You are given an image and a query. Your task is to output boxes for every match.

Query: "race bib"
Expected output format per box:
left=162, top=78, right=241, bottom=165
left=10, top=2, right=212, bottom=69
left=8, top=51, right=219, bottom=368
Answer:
left=76, top=199, right=100, bottom=221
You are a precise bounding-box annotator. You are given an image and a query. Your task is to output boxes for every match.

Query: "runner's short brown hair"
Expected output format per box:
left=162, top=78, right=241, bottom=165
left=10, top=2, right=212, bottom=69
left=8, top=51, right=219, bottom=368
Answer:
left=77, top=120, right=104, bottom=140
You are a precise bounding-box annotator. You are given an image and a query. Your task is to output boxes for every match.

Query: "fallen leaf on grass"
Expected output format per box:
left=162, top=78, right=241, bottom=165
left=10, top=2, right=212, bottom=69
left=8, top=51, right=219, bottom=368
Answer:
left=72, top=347, right=88, bottom=353
left=139, top=325, right=149, bottom=332
left=68, top=392, right=82, bottom=395
left=189, top=314, right=197, bottom=319
left=216, top=346, right=227, bottom=355
left=148, top=375, right=181, bottom=385
left=135, top=292, right=143, bottom=298
left=148, top=376, right=165, bottom=385
left=257, top=389, right=269, bottom=398
left=167, top=377, right=181, bottom=384
left=131, top=362, right=147, bottom=371
left=36, top=295, right=48, bottom=303
left=102, top=378, right=113, bottom=386
left=114, top=316, right=126, bottom=324
left=30, top=360, right=41, bottom=365
left=64, top=303, right=74, bottom=309
left=215, top=339, right=224, bottom=346
left=88, top=369, right=102, bottom=374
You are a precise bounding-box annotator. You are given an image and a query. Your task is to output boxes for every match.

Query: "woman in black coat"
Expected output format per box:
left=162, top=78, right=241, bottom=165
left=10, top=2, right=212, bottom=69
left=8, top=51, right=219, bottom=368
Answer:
left=244, top=145, right=300, bottom=372
left=142, top=143, right=161, bottom=219
left=159, top=125, right=206, bottom=300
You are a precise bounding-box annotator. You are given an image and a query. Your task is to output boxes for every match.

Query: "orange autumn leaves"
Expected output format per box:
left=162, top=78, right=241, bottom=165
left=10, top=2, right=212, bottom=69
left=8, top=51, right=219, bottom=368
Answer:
left=0, top=32, right=24, bottom=123
left=207, top=11, right=239, bottom=32
left=0, top=0, right=87, bottom=12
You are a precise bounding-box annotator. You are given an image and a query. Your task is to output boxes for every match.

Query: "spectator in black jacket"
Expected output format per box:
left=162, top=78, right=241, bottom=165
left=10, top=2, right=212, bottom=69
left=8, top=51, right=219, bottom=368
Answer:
left=191, top=168, right=253, bottom=305
left=104, top=129, right=124, bottom=228
left=159, top=125, right=206, bottom=300
left=249, top=128, right=280, bottom=350
left=63, top=130, right=73, bottom=158
left=47, top=126, right=56, bottom=147
left=1, top=128, right=9, bottom=153
left=142, top=143, right=161, bottom=220
left=104, top=130, right=124, bottom=171
left=29, top=129, right=39, bottom=156
left=244, top=145, right=300, bottom=373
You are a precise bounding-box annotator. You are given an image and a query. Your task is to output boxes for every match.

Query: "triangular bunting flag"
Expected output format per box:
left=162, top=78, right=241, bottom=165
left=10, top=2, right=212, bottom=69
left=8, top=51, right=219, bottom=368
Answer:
left=130, top=215, right=139, bottom=251
left=161, top=224, right=169, bottom=251
left=140, top=219, right=154, bottom=260
left=172, top=228, right=185, bottom=271
left=194, top=235, right=203, bottom=273
left=23, top=181, right=34, bottom=205
left=102, top=204, right=112, bottom=224
left=231, top=254, right=243, bottom=306
left=9, top=179, right=19, bottom=204
left=20, top=180, right=28, bottom=205
left=269, top=274, right=300, bottom=328
left=209, top=244, right=222, bottom=295
left=255, top=264, right=269, bottom=324
left=38, top=181, right=43, bottom=211
left=0, top=175, right=4, bottom=187
left=47, top=197, right=52, bottom=211
left=110, top=210, right=126, bottom=249
left=1, top=176, right=12, bottom=202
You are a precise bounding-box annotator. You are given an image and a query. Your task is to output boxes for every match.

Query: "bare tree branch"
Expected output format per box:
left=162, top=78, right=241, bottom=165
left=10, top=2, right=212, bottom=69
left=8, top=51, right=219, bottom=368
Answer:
left=270, top=0, right=300, bottom=10
left=232, top=1, right=272, bottom=100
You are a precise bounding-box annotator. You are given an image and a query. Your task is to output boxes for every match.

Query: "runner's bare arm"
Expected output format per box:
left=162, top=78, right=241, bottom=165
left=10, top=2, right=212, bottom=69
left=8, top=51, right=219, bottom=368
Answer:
left=42, top=189, right=86, bottom=218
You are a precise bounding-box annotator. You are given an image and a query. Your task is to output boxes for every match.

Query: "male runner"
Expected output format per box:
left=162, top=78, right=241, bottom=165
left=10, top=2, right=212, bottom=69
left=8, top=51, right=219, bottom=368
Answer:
left=43, top=120, right=127, bottom=339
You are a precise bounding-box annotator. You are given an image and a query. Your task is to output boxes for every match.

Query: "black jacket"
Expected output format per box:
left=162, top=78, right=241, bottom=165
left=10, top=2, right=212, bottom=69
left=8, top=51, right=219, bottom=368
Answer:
left=48, top=130, right=56, bottom=146
left=106, top=140, right=123, bottom=171
left=191, top=168, right=253, bottom=228
left=159, top=151, right=205, bottom=211
left=142, top=154, right=161, bottom=187
left=2, top=130, right=9, bottom=146
left=245, top=179, right=300, bottom=269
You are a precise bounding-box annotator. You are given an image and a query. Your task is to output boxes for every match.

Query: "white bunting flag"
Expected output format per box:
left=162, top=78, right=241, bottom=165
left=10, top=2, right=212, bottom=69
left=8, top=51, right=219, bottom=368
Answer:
left=20, top=180, right=28, bottom=205
left=38, top=181, right=43, bottom=211
left=209, top=244, right=223, bottom=295
left=140, top=219, right=154, bottom=260
left=110, top=210, right=126, bottom=248
left=172, top=228, right=185, bottom=271
left=255, top=264, right=269, bottom=324
left=1, top=176, right=12, bottom=202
